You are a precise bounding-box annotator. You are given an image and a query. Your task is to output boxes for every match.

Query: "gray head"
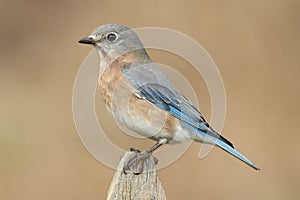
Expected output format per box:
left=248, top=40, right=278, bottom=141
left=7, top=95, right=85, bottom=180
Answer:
left=79, top=24, right=148, bottom=64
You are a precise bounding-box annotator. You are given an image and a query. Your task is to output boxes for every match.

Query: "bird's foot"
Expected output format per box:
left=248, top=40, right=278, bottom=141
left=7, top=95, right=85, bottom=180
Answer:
left=123, top=148, right=158, bottom=175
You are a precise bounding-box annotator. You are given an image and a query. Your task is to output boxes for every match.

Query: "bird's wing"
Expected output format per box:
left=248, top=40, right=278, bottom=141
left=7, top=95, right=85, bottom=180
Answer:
left=122, top=63, right=261, bottom=170
left=122, top=63, right=233, bottom=147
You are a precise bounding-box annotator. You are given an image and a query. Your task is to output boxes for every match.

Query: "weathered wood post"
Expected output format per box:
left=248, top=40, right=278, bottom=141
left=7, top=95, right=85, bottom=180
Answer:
left=107, top=152, right=167, bottom=200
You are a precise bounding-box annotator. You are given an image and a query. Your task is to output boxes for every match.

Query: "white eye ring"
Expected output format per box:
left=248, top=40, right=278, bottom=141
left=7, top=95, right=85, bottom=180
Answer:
left=106, top=32, right=118, bottom=42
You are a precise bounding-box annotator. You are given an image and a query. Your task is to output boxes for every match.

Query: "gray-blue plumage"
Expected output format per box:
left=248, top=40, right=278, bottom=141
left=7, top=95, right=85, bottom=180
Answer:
left=122, top=63, right=228, bottom=142
left=122, top=63, right=260, bottom=170
left=79, top=23, right=260, bottom=171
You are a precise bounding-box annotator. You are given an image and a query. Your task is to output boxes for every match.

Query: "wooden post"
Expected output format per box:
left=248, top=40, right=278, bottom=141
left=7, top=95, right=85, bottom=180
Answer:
left=107, top=152, right=167, bottom=200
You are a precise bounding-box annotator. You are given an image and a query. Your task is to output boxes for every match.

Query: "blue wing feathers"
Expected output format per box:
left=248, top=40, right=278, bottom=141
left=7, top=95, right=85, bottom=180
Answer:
left=122, top=64, right=259, bottom=170
left=122, top=64, right=233, bottom=146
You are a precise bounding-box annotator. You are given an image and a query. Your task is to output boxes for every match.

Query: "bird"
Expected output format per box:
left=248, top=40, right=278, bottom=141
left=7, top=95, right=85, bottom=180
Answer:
left=78, top=24, right=260, bottom=174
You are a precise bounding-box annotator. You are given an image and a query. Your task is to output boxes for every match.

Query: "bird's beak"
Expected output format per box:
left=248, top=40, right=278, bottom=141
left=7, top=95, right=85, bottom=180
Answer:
left=78, top=36, right=97, bottom=45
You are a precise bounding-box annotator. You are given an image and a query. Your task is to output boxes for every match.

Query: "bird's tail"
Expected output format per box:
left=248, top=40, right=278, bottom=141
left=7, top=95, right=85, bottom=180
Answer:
left=215, top=138, right=260, bottom=170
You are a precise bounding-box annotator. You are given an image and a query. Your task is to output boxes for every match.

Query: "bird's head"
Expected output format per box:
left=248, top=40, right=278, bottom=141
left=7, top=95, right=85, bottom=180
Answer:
left=79, top=24, right=147, bottom=66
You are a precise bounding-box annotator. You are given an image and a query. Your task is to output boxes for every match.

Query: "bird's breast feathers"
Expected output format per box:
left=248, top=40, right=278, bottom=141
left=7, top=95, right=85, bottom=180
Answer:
left=99, top=60, right=190, bottom=143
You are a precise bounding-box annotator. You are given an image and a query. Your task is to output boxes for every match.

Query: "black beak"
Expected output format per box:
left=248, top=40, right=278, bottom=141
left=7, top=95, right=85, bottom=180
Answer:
left=78, top=37, right=97, bottom=44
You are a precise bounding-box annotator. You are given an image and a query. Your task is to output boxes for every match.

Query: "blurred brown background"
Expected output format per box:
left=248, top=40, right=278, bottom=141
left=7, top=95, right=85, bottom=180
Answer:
left=1, top=0, right=299, bottom=199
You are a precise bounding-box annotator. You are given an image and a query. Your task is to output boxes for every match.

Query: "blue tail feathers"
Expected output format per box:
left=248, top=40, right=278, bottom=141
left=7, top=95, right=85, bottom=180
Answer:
left=215, top=138, right=260, bottom=170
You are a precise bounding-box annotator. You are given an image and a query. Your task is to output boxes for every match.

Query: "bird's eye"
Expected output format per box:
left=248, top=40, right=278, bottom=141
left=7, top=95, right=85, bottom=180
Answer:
left=106, top=32, right=118, bottom=42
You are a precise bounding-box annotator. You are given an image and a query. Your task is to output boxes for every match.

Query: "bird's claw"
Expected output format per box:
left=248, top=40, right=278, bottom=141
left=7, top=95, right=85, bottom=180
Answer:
left=129, top=147, right=141, bottom=153
left=123, top=150, right=158, bottom=175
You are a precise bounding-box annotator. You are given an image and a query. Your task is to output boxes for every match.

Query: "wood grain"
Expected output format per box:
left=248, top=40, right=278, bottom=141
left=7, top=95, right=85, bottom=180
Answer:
left=107, top=152, right=167, bottom=200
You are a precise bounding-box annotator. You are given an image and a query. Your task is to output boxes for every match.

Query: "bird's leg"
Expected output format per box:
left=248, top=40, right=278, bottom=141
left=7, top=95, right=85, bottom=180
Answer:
left=123, top=139, right=167, bottom=175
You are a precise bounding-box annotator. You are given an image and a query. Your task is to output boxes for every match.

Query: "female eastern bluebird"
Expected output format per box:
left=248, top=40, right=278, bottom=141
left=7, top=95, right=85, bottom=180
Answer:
left=79, top=24, right=260, bottom=173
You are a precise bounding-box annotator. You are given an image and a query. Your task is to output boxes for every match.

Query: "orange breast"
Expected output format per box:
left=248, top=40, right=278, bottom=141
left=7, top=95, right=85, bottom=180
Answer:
left=98, top=56, right=180, bottom=142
